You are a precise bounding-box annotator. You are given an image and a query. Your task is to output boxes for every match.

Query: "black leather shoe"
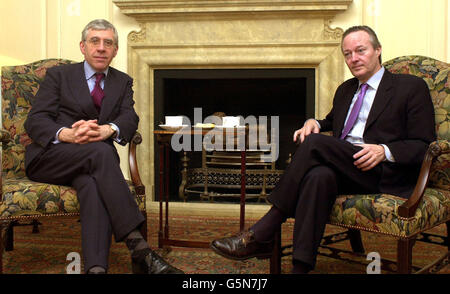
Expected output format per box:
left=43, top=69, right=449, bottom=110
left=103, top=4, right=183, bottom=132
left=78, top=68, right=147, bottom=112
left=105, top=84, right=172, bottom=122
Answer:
left=131, top=248, right=184, bottom=274
left=86, top=269, right=107, bottom=274
left=210, top=230, right=273, bottom=260
left=87, top=270, right=106, bottom=274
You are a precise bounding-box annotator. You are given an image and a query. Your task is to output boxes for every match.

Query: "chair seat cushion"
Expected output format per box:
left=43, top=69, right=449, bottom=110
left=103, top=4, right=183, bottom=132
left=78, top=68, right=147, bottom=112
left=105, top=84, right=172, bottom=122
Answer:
left=329, top=188, right=450, bottom=238
left=0, top=178, right=144, bottom=219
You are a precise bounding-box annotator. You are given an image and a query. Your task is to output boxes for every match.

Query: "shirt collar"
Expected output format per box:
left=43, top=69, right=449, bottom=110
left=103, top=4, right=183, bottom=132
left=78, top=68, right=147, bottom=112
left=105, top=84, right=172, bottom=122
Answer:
left=360, top=66, right=385, bottom=91
left=83, top=61, right=109, bottom=80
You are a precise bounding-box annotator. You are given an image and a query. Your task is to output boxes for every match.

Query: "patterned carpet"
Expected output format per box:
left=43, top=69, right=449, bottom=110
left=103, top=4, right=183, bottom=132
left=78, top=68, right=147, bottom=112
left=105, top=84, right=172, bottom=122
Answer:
left=2, top=212, right=449, bottom=274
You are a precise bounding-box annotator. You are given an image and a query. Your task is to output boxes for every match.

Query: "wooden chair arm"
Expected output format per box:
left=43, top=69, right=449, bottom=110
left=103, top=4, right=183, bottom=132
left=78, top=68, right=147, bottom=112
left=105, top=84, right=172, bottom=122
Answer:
left=128, top=131, right=145, bottom=196
left=398, top=140, right=449, bottom=218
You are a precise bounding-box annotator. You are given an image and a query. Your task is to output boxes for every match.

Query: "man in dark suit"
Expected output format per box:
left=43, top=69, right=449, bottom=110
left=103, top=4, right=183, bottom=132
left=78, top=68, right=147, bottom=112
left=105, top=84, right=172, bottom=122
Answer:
left=210, top=26, right=436, bottom=273
left=24, top=19, right=183, bottom=274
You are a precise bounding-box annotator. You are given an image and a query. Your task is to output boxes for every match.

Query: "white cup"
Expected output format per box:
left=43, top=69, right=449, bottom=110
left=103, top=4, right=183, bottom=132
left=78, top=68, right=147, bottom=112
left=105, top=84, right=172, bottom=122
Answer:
left=222, top=116, right=240, bottom=127
left=165, top=116, right=183, bottom=126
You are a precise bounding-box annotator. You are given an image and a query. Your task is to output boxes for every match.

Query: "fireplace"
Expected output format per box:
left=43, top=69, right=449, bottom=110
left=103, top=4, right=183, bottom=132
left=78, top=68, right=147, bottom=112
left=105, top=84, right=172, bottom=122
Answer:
left=114, top=0, right=351, bottom=206
left=154, top=68, right=315, bottom=201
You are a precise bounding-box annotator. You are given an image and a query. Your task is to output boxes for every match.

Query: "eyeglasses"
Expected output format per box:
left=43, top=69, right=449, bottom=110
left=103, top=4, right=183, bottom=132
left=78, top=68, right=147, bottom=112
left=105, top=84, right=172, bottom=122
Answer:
left=86, top=37, right=115, bottom=49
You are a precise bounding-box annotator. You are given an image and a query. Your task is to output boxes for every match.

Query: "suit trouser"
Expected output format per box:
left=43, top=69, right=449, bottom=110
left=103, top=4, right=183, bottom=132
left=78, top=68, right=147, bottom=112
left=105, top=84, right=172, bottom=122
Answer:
left=26, top=141, right=145, bottom=271
left=267, top=133, right=383, bottom=268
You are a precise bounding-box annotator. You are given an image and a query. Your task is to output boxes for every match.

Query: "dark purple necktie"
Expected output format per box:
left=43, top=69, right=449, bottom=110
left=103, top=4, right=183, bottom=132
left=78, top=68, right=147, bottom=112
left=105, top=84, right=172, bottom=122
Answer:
left=91, top=73, right=105, bottom=112
left=340, top=83, right=369, bottom=139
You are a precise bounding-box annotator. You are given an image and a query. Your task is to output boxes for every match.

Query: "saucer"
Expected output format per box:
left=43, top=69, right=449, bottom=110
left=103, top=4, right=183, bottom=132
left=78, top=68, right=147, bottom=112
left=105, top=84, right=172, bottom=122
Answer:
left=158, top=124, right=189, bottom=131
left=215, top=125, right=245, bottom=129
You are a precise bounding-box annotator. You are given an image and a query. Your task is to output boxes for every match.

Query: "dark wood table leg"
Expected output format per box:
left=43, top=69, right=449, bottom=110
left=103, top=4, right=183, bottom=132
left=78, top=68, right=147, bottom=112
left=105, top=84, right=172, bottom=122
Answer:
left=165, top=145, right=169, bottom=241
left=158, top=142, right=164, bottom=248
left=240, top=149, right=246, bottom=232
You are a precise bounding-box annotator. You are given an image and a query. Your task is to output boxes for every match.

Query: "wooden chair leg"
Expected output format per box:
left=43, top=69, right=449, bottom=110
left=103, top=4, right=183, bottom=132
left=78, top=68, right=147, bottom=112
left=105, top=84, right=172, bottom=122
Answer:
left=446, top=221, right=449, bottom=251
left=0, top=220, right=11, bottom=274
left=0, top=246, right=2, bottom=274
left=31, top=219, right=40, bottom=233
left=397, top=238, right=415, bottom=274
left=5, top=221, right=14, bottom=251
left=348, top=229, right=365, bottom=254
left=140, top=211, right=148, bottom=242
left=270, top=228, right=282, bottom=274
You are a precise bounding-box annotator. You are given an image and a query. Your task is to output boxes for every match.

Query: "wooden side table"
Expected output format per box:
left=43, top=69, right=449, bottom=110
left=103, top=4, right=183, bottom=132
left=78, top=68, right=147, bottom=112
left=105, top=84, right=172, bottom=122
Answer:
left=154, top=127, right=247, bottom=249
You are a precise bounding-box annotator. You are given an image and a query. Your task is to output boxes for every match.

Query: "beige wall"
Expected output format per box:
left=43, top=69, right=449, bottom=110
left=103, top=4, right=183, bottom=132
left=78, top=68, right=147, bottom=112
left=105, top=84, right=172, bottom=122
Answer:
left=333, top=0, right=449, bottom=79
left=1, top=0, right=448, bottom=68
left=0, top=0, right=448, bottom=177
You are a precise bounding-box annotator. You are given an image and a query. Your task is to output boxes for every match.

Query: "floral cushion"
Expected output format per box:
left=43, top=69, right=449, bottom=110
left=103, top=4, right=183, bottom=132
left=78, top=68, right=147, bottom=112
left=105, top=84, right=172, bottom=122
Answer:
left=0, top=178, right=145, bottom=219
left=329, top=188, right=450, bottom=238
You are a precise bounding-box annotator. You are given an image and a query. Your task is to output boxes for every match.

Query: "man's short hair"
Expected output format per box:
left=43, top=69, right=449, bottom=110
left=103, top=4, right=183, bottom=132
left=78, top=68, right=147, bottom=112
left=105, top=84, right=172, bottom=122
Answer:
left=341, top=25, right=382, bottom=64
left=81, top=19, right=118, bottom=47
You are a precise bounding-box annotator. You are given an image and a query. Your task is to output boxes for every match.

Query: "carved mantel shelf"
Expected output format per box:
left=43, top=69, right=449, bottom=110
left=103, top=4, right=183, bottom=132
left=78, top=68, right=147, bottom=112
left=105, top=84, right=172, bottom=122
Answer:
left=113, top=0, right=353, bottom=201
left=114, top=0, right=353, bottom=19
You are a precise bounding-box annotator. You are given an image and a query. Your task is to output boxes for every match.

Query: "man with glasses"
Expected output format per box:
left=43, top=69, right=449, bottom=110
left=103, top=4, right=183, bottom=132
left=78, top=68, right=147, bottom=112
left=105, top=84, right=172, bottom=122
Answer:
left=24, top=19, right=183, bottom=274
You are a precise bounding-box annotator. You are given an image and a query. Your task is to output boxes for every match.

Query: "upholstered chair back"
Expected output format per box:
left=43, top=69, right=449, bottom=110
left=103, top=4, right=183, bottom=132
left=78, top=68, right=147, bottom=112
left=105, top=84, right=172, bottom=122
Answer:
left=384, top=56, right=450, bottom=191
left=1, top=59, right=74, bottom=179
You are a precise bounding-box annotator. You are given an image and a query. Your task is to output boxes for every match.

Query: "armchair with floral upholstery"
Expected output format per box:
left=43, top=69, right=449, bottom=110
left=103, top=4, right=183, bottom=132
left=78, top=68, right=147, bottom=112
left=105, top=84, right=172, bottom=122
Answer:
left=0, top=59, right=147, bottom=273
left=270, top=55, right=449, bottom=274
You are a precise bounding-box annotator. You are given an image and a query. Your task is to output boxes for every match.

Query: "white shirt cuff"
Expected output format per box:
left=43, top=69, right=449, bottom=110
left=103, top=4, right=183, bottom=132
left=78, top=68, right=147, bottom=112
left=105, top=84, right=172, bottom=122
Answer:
left=53, top=127, right=67, bottom=144
left=304, top=118, right=321, bottom=130
left=380, top=144, right=395, bottom=162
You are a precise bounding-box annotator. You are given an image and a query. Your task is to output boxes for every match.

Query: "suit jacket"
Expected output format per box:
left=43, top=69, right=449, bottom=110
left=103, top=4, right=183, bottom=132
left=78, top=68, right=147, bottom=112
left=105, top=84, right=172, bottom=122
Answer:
left=24, top=62, right=139, bottom=170
left=317, top=70, right=436, bottom=198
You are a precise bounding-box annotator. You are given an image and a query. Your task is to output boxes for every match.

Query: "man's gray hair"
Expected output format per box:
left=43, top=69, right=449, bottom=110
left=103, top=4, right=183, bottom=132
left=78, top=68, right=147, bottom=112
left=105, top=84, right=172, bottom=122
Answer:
left=81, top=19, right=118, bottom=47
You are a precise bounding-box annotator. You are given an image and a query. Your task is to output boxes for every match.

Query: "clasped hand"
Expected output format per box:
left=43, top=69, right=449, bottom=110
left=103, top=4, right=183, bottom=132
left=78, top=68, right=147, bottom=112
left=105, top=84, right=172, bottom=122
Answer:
left=292, top=119, right=385, bottom=171
left=59, top=119, right=113, bottom=144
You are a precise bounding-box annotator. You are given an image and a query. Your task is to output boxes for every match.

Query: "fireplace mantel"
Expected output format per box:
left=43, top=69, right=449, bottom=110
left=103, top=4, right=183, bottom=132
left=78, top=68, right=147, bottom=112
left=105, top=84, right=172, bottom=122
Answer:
left=114, top=0, right=353, bottom=19
left=114, top=0, right=352, bottom=202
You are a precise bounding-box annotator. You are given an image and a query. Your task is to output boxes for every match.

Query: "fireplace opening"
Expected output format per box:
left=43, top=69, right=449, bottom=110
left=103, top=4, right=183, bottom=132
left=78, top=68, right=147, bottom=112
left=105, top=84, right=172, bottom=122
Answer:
left=154, top=68, right=315, bottom=202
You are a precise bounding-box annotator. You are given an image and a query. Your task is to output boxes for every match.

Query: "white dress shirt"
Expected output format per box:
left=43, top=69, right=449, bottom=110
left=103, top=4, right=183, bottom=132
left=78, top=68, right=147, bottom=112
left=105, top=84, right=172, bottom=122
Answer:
left=84, top=60, right=108, bottom=93
left=310, top=66, right=395, bottom=162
